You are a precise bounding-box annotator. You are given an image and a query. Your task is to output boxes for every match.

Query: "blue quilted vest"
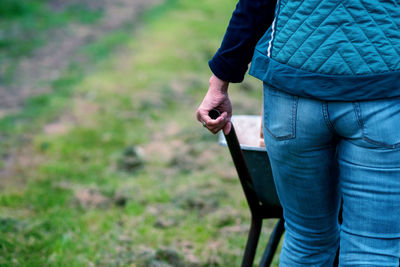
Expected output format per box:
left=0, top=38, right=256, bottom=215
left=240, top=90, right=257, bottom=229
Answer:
left=249, top=0, right=400, bottom=100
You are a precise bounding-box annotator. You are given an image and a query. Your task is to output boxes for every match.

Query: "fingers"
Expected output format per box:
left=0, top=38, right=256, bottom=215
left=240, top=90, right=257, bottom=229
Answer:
left=223, top=121, right=232, bottom=135
left=205, top=111, right=226, bottom=126
left=195, top=79, right=232, bottom=134
left=197, top=109, right=230, bottom=134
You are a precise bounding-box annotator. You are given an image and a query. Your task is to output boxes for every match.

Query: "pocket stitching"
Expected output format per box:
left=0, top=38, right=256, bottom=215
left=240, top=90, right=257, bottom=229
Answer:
left=263, top=93, right=298, bottom=141
left=354, top=101, right=400, bottom=149
left=291, top=95, right=298, bottom=140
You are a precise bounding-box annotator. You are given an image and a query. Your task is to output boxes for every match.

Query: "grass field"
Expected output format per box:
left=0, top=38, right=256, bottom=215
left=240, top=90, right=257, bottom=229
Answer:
left=0, top=0, right=281, bottom=266
left=0, top=0, right=102, bottom=83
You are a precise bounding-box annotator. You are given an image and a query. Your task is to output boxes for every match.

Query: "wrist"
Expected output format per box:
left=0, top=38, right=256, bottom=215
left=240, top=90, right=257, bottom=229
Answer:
left=209, top=74, right=229, bottom=93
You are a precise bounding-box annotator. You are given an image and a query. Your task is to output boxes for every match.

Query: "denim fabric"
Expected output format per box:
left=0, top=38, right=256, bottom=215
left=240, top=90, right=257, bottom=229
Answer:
left=262, top=83, right=400, bottom=266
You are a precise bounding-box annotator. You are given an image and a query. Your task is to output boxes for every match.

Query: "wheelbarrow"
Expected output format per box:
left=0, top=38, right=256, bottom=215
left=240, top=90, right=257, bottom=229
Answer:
left=210, top=110, right=284, bottom=267
left=212, top=110, right=340, bottom=267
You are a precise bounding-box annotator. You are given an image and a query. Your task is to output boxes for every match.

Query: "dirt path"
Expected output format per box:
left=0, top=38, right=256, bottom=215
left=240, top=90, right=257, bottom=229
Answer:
left=0, top=0, right=161, bottom=117
left=0, top=0, right=162, bottom=188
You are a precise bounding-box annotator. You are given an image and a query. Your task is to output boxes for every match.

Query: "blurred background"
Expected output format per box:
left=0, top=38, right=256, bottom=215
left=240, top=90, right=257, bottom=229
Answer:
left=0, top=0, right=280, bottom=266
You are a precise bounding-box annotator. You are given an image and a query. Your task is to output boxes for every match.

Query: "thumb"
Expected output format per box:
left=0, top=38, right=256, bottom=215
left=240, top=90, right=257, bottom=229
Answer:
left=223, top=121, right=232, bottom=135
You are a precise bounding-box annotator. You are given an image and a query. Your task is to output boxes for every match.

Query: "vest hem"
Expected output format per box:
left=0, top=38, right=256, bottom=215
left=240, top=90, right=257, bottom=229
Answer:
left=249, top=50, right=400, bottom=101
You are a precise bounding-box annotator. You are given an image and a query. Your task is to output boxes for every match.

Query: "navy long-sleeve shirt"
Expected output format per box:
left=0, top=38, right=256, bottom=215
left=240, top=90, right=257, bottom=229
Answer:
left=208, top=0, right=277, bottom=83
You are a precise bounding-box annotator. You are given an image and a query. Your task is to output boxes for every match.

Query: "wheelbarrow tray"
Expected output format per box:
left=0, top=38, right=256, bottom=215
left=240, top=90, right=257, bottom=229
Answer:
left=218, top=115, right=281, bottom=209
left=217, top=115, right=284, bottom=267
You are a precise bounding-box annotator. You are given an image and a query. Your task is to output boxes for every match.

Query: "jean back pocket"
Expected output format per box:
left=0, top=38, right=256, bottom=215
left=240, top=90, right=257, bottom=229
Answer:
left=354, top=99, right=400, bottom=148
left=263, top=83, right=298, bottom=141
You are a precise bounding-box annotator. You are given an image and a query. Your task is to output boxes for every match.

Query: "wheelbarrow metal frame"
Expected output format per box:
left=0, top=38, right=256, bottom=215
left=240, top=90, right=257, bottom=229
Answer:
left=223, top=125, right=284, bottom=267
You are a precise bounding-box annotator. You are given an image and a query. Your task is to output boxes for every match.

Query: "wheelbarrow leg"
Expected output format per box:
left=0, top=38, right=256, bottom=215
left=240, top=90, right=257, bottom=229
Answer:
left=259, top=218, right=285, bottom=267
left=241, top=216, right=263, bottom=267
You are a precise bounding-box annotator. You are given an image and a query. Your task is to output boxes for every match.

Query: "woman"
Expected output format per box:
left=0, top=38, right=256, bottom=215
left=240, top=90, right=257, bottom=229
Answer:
left=196, top=0, right=400, bottom=266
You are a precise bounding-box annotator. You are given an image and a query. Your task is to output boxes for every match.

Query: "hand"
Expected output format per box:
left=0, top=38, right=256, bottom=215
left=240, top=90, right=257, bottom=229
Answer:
left=196, top=74, right=232, bottom=135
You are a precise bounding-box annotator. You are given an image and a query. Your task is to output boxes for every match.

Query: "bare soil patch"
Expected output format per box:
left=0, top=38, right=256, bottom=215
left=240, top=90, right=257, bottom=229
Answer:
left=0, top=0, right=162, bottom=189
left=0, top=0, right=162, bottom=117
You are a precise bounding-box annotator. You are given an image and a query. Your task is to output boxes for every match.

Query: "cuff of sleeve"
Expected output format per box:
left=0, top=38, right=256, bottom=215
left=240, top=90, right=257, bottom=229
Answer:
left=208, top=54, right=247, bottom=83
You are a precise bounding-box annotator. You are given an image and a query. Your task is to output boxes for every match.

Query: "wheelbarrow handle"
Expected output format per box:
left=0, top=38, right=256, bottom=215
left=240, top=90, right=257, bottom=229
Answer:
left=209, top=109, right=261, bottom=216
left=209, top=110, right=285, bottom=267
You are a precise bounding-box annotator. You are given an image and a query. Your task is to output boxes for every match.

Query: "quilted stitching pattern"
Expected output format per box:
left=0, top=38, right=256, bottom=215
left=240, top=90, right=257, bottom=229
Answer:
left=270, top=0, right=400, bottom=75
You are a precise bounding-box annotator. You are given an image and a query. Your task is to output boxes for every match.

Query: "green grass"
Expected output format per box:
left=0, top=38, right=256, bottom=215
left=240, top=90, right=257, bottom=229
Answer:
left=0, top=0, right=281, bottom=266
left=0, top=0, right=102, bottom=83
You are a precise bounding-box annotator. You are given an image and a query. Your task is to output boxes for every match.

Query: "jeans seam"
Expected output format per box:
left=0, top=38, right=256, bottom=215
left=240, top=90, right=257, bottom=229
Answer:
left=291, top=96, right=298, bottom=139
left=352, top=102, right=364, bottom=128
left=264, top=125, right=294, bottom=140
left=322, top=102, right=339, bottom=135
left=363, top=136, right=400, bottom=149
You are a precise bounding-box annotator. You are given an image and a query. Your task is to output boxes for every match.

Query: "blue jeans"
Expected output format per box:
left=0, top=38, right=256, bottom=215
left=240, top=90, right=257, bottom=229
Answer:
left=262, top=83, right=400, bottom=266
